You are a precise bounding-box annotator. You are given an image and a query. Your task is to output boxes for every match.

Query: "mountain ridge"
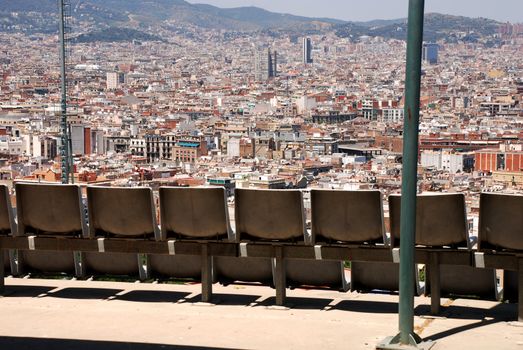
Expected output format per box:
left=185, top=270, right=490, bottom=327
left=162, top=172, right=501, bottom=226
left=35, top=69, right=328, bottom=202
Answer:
left=0, top=1, right=504, bottom=43
left=335, top=13, right=501, bottom=42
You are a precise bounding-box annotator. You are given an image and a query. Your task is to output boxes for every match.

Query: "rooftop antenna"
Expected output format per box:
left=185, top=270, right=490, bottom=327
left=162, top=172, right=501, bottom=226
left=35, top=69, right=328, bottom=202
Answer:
left=58, top=0, right=74, bottom=184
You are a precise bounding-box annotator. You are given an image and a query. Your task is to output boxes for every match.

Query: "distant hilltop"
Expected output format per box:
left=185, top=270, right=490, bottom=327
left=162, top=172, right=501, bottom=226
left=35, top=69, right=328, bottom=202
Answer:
left=336, top=13, right=502, bottom=43
left=0, top=0, right=509, bottom=42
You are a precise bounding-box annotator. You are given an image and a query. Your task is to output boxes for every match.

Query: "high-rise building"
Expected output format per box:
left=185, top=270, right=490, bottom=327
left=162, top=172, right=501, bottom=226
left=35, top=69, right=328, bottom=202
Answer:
left=303, top=37, right=313, bottom=64
left=270, top=50, right=277, bottom=78
left=106, top=71, right=126, bottom=90
left=422, top=43, right=439, bottom=64
left=70, top=124, right=85, bottom=155
left=254, top=48, right=277, bottom=81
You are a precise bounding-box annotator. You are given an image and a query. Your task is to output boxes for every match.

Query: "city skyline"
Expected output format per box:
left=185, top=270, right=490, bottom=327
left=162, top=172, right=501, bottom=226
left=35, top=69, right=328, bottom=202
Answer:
left=187, top=0, right=523, bottom=23
left=0, top=0, right=522, bottom=204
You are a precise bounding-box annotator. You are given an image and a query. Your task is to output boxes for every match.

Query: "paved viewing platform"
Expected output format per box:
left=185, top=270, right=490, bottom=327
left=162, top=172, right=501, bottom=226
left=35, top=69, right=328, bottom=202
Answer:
left=1, top=277, right=521, bottom=350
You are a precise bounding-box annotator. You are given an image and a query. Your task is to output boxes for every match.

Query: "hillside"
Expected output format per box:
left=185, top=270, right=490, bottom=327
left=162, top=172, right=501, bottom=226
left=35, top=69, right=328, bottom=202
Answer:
left=336, top=13, right=501, bottom=42
left=0, top=0, right=344, bottom=33
left=0, top=1, right=504, bottom=43
left=74, top=27, right=164, bottom=43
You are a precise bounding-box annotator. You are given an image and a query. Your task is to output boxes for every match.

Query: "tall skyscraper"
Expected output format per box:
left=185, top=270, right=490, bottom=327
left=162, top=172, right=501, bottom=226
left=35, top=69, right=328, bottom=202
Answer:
left=106, top=71, right=126, bottom=90
left=254, top=48, right=277, bottom=81
left=268, top=50, right=277, bottom=78
left=303, top=37, right=313, bottom=64
left=422, top=43, right=439, bottom=65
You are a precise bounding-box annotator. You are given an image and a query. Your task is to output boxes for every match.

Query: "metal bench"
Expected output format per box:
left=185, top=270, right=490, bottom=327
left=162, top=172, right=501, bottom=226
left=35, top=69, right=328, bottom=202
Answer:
left=477, top=192, right=523, bottom=320
left=390, top=193, right=497, bottom=314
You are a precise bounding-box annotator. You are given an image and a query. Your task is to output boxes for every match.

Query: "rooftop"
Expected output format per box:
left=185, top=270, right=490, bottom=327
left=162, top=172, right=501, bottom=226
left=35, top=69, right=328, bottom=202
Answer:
left=1, top=277, right=521, bottom=350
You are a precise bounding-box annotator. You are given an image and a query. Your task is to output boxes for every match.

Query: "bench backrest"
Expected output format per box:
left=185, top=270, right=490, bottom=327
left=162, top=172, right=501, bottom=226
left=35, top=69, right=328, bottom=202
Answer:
left=87, top=186, right=158, bottom=239
left=234, top=189, right=306, bottom=243
left=311, top=189, right=385, bottom=245
left=16, top=183, right=85, bottom=236
left=0, top=185, right=15, bottom=235
left=478, top=193, right=523, bottom=250
left=159, top=186, right=230, bottom=241
left=389, top=193, right=468, bottom=247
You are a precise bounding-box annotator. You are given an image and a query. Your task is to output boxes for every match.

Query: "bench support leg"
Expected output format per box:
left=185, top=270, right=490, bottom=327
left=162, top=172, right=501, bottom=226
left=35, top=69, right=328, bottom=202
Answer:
left=518, top=258, right=523, bottom=322
left=430, top=253, right=440, bottom=315
left=274, top=246, right=286, bottom=306
left=138, top=254, right=150, bottom=281
left=13, top=249, right=23, bottom=276
left=0, top=249, right=4, bottom=295
left=74, top=251, right=86, bottom=279
left=201, top=244, right=213, bottom=303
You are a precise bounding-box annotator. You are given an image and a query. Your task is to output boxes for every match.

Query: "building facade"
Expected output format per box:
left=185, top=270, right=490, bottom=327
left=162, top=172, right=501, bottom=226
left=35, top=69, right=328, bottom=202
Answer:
left=422, top=43, right=439, bottom=64
left=303, top=37, right=313, bottom=64
left=254, top=48, right=277, bottom=81
left=106, top=72, right=126, bottom=90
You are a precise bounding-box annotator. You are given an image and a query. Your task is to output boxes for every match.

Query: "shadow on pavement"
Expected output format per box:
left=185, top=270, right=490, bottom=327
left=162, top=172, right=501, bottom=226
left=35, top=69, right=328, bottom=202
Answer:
left=4, top=285, right=56, bottom=297
left=333, top=299, right=398, bottom=314
left=47, top=287, right=123, bottom=300
left=415, top=302, right=516, bottom=320
left=114, top=290, right=190, bottom=303
left=0, top=336, right=243, bottom=350
left=423, top=318, right=502, bottom=342
left=257, top=296, right=333, bottom=309
left=421, top=303, right=516, bottom=341
left=186, top=293, right=261, bottom=305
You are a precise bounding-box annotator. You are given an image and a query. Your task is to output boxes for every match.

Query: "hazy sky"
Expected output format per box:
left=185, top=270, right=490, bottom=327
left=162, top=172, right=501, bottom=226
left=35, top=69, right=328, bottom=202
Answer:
left=187, top=0, right=523, bottom=23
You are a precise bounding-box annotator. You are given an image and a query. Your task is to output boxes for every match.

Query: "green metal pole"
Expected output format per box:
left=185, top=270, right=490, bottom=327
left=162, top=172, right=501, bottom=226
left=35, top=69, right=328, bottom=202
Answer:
left=399, top=0, right=425, bottom=344
left=58, top=0, right=70, bottom=184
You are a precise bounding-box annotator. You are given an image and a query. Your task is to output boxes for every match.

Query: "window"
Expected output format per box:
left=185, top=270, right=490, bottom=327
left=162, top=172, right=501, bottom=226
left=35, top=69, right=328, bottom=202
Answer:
left=497, top=154, right=505, bottom=170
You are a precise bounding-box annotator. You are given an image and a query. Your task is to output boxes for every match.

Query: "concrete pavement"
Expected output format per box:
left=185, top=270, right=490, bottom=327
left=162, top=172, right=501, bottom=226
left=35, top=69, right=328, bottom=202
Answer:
left=0, top=277, right=521, bottom=349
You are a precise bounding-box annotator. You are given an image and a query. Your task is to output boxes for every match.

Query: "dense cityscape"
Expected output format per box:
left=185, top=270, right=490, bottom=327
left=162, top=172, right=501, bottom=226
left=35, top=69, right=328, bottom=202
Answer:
left=0, top=6, right=522, bottom=230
